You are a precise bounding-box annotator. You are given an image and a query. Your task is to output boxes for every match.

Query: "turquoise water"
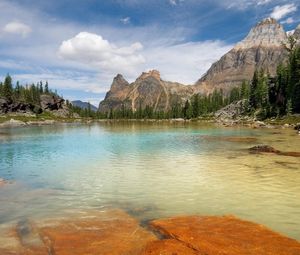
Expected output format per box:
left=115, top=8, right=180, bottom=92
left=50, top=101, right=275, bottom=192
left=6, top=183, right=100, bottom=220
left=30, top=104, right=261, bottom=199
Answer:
left=0, top=122, right=300, bottom=240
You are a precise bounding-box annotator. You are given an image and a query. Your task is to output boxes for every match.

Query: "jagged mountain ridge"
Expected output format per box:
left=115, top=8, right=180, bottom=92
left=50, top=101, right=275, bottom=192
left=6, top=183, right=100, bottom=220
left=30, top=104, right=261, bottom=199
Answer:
left=99, top=70, right=194, bottom=112
left=99, top=18, right=299, bottom=113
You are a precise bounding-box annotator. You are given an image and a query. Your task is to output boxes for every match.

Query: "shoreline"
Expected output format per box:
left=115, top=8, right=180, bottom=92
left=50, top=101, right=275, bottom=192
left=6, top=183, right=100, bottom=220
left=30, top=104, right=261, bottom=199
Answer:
left=1, top=114, right=300, bottom=132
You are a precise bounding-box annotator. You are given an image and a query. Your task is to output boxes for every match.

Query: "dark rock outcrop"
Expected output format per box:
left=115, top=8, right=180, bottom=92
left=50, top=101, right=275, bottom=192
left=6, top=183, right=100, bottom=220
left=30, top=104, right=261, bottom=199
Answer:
left=40, top=94, right=64, bottom=111
left=249, top=145, right=280, bottom=153
left=0, top=94, right=69, bottom=117
left=249, top=145, right=300, bottom=157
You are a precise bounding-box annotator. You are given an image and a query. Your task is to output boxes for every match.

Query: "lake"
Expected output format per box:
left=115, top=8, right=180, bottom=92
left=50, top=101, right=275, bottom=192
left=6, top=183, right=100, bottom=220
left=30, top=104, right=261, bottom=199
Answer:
left=0, top=121, right=299, bottom=240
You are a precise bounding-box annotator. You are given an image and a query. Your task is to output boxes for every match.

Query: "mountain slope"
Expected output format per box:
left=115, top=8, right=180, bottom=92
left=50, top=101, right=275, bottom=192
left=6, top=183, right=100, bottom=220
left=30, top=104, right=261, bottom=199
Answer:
left=99, top=70, right=194, bottom=112
left=195, top=18, right=289, bottom=94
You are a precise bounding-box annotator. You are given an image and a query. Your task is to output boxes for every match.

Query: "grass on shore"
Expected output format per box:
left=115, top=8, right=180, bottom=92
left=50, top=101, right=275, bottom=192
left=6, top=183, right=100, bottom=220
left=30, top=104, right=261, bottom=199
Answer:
left=0, top=112, right=81, bottom=124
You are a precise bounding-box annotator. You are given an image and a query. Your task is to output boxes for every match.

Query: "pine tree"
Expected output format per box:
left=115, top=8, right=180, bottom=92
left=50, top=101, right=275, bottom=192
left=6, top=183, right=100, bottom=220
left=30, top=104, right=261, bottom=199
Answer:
left=45, top=81, right=49, bottom=93
left=249, top=70, right=259, bottom=110
left=240, top=80, right=250, bottom=99
left=3, top=74, right=13, bottom=100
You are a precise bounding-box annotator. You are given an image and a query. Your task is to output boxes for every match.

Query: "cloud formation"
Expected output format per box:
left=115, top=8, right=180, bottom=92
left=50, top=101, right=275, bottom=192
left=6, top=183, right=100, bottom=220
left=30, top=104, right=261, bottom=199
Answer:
left=58, top=32, right=145, bottom=76
left=3, top=21, right=32, bottom=37
left=120, top=17, right=131, bottom=24
left=270, top=4, right=297, bottom=20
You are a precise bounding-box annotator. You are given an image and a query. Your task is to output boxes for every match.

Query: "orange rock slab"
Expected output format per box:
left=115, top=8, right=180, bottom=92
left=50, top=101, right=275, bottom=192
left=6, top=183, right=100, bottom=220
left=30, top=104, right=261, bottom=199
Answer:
left=38, top=209, right=157, bottom=255
left=141, top=239, right=199, bottom=255
left=150, top=215, right=300, bottom=255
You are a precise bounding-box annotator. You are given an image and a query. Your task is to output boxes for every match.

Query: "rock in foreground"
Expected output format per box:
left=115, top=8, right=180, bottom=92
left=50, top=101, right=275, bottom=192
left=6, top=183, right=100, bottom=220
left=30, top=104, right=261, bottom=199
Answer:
left=0, top=209, right=157, bottom=255
left=150, top=215, right=300, bottom=255
left=1, top=211, right=300, bottom=255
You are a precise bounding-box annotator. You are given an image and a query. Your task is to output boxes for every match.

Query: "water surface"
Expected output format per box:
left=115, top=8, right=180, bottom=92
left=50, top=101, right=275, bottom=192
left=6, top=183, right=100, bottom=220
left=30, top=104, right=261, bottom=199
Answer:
left=0, top=122, right=299, bottom=239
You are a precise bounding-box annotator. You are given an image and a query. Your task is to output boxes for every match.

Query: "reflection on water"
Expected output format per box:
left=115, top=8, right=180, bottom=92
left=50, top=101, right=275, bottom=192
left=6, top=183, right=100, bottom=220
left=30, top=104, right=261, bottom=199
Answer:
left=0, top=122, right=300, bottom=240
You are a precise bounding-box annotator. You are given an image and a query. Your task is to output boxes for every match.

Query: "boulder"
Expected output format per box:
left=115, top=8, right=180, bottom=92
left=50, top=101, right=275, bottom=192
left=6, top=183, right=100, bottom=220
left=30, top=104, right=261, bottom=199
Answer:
left=40, top=94, right=64, bottom=111
left=150, top=215, right=300, bottom=255
left=0, top=98, right=10, bottom=113
left=249, top=145, right=280, bottom=153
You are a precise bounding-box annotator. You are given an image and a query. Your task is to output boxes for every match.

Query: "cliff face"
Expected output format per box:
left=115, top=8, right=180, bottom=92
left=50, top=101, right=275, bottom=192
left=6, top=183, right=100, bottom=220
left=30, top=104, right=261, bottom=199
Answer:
left=195, top=18, right=289, bottom=94
left=99, top=18, right=299, bottom=113
left=99, top=70, right=194, bottom=112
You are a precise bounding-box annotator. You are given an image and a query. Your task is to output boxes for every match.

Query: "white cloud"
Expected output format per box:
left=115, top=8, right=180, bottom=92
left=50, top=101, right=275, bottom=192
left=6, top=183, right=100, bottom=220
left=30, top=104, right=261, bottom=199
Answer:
left=120, top=17, right=130, bottom=24
left=144, top=41, right=233, bottom=84
left=257, top=0, right=271, bottom=6
left=58, top=32, right=145, bottom=76
left=13, top=71, right=107, bottom=94
left=3, top=21, right=32, bottom=37
left=281, top=17, right=295, bottom=24
left=169, top=0, right=184, bottom=6
left=270, top=4, right=297, bottom=20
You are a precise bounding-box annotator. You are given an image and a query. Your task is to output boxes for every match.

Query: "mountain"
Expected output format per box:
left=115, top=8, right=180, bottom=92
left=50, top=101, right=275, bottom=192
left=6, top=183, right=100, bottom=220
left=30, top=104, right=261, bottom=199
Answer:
left=71, top=100, right=98, bottom=111
left=99, top=18, right=298, bottom=113
left=99, top=70, right=194, bottom=112
left=195, top=18, right=288, bottom=95
left=294, top=24, right=300, bottom=41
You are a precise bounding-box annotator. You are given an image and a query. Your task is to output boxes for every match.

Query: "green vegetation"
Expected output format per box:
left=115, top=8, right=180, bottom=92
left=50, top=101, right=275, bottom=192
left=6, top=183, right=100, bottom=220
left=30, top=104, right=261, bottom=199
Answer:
left=66, top=100, right=99, bottom=118
left=101, top=87, right=249, bottom=120
left=0, top=74, right=58, bottom=108
left=246, top=40, right=300, bottom=119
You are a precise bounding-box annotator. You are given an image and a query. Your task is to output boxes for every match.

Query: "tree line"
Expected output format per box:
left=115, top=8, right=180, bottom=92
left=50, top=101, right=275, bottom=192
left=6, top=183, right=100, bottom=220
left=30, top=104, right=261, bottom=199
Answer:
left=0, top=74, right=58, bottom=105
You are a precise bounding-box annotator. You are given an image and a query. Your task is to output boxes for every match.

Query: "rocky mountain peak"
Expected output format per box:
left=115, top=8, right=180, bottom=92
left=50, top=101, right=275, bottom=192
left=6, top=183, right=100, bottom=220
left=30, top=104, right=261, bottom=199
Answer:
left=234, top=17, right=287, bottom=50
left=110, top=74, right=129, bottom=93
left=138, top=70, right=161, bottom=81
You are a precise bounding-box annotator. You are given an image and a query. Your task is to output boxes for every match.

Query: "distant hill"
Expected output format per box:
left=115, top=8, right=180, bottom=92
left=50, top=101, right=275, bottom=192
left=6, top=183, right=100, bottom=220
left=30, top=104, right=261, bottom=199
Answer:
left=71, top=100, right=98, bottom=111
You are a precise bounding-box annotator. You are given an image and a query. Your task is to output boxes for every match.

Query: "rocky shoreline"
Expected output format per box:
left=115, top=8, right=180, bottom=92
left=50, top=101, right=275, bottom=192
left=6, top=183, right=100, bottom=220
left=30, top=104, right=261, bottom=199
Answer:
left=0, top=208, right=299, bottom=255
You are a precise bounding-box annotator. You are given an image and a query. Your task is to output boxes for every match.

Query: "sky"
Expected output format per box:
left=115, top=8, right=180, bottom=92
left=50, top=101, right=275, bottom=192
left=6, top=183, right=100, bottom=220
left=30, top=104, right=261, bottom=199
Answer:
left=0, top=0, right=299, bottom=106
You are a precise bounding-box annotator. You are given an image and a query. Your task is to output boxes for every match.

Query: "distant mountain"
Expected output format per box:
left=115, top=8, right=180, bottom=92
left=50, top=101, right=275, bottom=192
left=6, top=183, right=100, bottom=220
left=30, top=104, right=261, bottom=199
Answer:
left=99, top=18, right=300, bottom=113
left=71, top=100, right=98, bottom=111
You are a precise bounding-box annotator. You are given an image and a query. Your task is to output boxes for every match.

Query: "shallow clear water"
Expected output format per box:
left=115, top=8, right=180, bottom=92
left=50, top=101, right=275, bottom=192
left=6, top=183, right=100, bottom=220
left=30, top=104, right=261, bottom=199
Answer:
left=0, top=122, right=300, bottom=239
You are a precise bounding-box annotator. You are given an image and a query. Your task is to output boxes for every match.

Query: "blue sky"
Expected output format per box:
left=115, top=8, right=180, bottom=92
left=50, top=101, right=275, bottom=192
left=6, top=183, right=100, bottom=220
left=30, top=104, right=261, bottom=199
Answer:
left=0, top=0, right=299, bottom=106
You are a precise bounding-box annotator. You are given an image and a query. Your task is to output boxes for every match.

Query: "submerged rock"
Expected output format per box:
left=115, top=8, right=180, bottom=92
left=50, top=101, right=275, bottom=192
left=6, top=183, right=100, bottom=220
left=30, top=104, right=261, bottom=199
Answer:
left=150, top=215, right=300, bottom=255
left=249, top=145, right=300, bottom=157
left=249, top=145, right=280, bottom=153
left=0, top=178, right=7, bottom=187
left=203, top=135, right=258, bottom=143
left=38, top=209, right=156, bottom=255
